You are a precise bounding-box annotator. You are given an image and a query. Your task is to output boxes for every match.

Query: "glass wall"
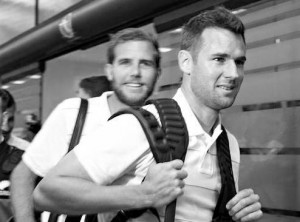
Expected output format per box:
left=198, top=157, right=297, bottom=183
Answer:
left=223, top=0, right=300, bottom=221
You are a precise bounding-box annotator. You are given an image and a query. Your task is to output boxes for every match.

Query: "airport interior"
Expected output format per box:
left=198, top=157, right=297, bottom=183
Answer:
left=0, top=0, right=299, bottom=221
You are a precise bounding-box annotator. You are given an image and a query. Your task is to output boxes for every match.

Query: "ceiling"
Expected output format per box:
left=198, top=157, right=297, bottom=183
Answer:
left=0, top=0, right=80, bottom=45
left=0, top=0, right=272, bottom=129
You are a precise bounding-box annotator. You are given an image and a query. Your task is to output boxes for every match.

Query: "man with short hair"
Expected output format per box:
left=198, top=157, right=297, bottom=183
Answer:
left=11, top=28, right=181, bottom=222
left=33, top=7, right=263, bottom=222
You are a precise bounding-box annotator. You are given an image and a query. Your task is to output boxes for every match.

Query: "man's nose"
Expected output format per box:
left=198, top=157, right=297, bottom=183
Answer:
left=131, top=63, right=141, bottom=77
left=224, top=61, right=240, bottom=79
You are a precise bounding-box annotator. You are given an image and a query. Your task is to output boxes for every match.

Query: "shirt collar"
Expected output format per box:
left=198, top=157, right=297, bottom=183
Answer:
left=173, top=88, right=223, bottom=140
left=95, top=91, right=114, bottom=117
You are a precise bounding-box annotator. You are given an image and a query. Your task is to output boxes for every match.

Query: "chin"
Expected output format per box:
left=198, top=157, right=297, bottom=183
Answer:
left=214, top=99, right=235, bottom=110
left=123, top=97, right=145, bottom=107
left=222, top=101, right=235, bottom=109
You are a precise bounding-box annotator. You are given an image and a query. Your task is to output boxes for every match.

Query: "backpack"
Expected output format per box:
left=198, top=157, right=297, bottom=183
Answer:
left=109, top=98, right=189, bottom=222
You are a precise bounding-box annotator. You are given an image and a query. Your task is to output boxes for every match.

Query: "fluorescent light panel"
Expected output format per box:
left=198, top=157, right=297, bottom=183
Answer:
left=159, top=47, right=172, bottom=53
left=12, top=80, right=26, bottom=84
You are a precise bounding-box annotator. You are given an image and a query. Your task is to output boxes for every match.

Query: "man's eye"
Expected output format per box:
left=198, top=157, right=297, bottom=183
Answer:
left=214, top=57, right=226, bottom=63
left=236, top=59, right=246, bottom=66
left=141, top=60, right=155, bottom=67
left=119, top=59, right=130, bottom=65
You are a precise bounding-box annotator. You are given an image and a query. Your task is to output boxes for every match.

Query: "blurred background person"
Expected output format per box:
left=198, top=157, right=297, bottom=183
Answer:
left=0, top=89, right=28, bottom=222
left=76, top=75, right=111, bottom=99
left=23, top=113, right=42, bottom=142
left=0, top=89, right=29, bottom=151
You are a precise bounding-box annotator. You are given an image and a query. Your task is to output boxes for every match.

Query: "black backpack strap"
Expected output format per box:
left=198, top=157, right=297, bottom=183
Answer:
left=68, top=98, right=88, bottom=151
left=48, top=98, right=89, bottom=222
left=212, top=125, right=236, bottom=222
left=146, top=99, right=188, bottom=162
left=146, top=99, right=188, bottom=222
left=109, top=98, right=188, bottom=222
left=109, top=108, right=170, bottom=163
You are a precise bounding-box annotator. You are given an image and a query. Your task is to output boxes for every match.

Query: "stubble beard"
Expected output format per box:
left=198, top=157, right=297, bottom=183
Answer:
left=112, top=84, right=154, bottom=108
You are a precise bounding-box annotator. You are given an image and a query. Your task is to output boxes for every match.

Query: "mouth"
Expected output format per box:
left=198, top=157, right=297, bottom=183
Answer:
left=217, top=85, right=235, bottom=90
left=125, top=83, right=143, bottom=88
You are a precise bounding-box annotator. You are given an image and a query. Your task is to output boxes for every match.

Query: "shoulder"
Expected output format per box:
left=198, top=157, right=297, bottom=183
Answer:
left=87, top=95, right=106, bottom=108
left=85, top=92, right=112, bottom=118
left=58, top=97, right=82, bottom=110
left=87, top=92, right=112, bottom=105
left=7, top=134, right=30, bottom=151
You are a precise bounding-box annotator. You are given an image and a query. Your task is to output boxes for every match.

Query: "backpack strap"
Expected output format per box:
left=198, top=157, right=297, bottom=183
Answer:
left=146, top=99, right=188, bottom=162
left=68, top=98, right=88, bottom=151
left=146, top=99, right=188, bottom=222
left=48, top=98, right=89, bottom=222
left=109, top=98, right=188, bottom=222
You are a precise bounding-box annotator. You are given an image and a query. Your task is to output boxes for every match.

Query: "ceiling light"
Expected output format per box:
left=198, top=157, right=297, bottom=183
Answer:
left=1, top=85, right=10, bottom=89
left=169, top=28, right=182, bottom=33
left=29, top=74, right=41, bottom=79
left=232, top=9, right=246, bottom=14
left=159, top=47, right=172, bottom=53
left=12, top=80, right=26, bottom=84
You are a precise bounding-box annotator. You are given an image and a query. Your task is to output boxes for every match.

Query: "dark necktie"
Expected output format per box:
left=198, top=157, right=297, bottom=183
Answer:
left=212, top=126, right=237, bottom=222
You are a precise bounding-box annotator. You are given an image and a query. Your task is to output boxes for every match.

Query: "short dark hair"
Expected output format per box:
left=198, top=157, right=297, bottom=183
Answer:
left=79, top=76, right=111, bottom=98
left=0, top=89, right=16, bottom=112
left=107, top=28, right=161, bottom=68
left=181, top=7, right=245, bottom=58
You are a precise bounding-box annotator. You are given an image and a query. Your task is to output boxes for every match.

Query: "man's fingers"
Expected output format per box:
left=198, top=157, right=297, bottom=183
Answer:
left=169, top=159, right=184, bottom=170
left=231, top=202, right=262, bottom=221
left=226, top=188, right=254, bottom=209
left=239, top=208, right=263, bottom=222
left=226, top=188, right=262, bottom=221
left=228, top=193, right=260, bottom=215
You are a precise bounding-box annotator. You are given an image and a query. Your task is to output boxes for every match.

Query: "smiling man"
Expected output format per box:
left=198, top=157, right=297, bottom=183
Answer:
left=105, top=32, right=160, bottom=108
left=10, top=28, right=185, bottom=222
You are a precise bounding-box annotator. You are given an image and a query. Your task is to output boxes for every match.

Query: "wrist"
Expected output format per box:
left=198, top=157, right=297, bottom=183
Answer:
left=134, top=183, right=154, bottom=208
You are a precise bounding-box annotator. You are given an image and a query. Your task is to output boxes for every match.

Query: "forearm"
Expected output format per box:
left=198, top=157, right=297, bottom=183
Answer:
left=10, top=161, right=38, bottom=222
left=34, top=175, right=153, bottom=215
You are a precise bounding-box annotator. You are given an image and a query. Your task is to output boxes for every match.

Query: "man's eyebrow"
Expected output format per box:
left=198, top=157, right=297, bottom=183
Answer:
left=237, top=56, right=247, bottom=62
left=140, top=58, right=155, bottom=62
left=211, top=53, right=229, bottom=57
left=212, top=53, right=247, bottom=61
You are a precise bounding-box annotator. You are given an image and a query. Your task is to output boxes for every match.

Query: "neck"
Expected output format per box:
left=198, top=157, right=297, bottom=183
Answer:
left=107, top=93, right=131, bottom=115
left=181, top=85, right=219, bottom=135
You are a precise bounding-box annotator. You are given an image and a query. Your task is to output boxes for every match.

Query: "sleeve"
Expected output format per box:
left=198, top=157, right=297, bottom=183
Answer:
left=74, top=114, right=152, bottom=185
left=22, top=99, right=80, bottom=177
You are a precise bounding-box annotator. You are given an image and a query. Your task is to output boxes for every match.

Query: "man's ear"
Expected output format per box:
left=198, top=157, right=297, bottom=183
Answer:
left=178, top=50, right=193, bottom=74
left=104, top=64, right=113, bottom=81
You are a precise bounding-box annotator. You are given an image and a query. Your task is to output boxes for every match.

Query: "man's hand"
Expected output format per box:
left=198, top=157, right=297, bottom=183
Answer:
left=142, top=159, right=188, bottom=208
left=226, top=188, right=263, bottom=221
